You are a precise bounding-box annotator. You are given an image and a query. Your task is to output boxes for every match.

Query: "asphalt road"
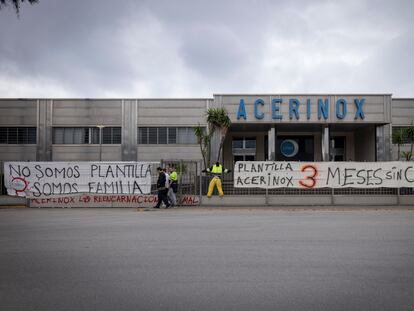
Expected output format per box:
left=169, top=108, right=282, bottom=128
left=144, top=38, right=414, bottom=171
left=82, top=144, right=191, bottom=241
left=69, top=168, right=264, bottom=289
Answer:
left=0, top=208, right=413, bottom=311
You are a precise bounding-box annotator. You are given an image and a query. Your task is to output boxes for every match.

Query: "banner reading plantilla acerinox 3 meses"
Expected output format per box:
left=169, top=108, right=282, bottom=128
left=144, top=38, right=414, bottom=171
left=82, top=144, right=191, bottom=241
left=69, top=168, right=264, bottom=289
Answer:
left=234, top=161, right=414, bottom=189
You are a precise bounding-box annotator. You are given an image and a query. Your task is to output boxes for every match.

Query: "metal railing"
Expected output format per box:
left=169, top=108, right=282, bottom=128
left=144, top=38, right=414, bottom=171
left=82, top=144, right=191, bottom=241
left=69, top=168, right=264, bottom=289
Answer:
left=2, top=159, right=413, bottom=198
left=212, top=175, right=412, bottom=196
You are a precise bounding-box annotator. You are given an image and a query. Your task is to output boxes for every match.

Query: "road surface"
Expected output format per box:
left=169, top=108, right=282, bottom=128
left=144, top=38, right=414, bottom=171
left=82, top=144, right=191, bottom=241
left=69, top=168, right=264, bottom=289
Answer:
left=1, top=208, right=413, bottom=310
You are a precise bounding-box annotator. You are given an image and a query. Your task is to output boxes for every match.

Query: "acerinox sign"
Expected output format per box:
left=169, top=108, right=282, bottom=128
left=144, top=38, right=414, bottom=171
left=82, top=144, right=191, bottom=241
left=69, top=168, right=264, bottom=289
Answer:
left=236, top=97, right=365, bottom=121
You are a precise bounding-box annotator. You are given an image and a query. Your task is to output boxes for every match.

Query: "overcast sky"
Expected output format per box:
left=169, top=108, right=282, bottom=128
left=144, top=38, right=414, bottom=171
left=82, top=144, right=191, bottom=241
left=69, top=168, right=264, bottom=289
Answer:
left=0, top=0, right=413, bottom=98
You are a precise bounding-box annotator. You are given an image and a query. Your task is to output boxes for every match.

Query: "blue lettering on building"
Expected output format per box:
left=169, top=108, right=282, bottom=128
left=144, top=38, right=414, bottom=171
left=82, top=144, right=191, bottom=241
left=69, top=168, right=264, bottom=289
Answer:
left=254, top=99, right=265, bottom=119
left=289, top=98, right=300, bottom=120
left=237, top=99, right=247, bottom=120
left=271, top=98, right=283, bottom=120
left=318, top=98, right=329, bottom=120
left=236, top=97, right=366, bottom=121
left=336, top=99, right=347, bottom=119
left=354, top=98, right=365, bottom=120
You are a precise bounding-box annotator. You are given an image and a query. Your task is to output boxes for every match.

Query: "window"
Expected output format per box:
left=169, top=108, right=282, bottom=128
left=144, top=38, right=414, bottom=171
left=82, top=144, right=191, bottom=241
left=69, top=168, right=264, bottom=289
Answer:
left=177, top=127, right=197, bottom=144
left=232, top=137, right=256, bottom=164
left=168, top=127, right=177, bottom=144
left=232, top=138, right=243, bottom=149
left=245, top=137, right=256, bottom=149
left=53, top=127, right=121, bottom=144
left=158, top=127, right=167, bottom=144
left=139, top=127, right=148, bottom=144
left=232, top=137, right=256, bottom=150
left=392, top=126, right=412, bottom=144
left=234, top=154, right=256, bottom=163
left=329, top=136, right=345, bottom=161
left=0, top=127, right=37, bottom=144
left=148, top=128, right=158, bottom=144
left=138, top=127, right=199, bottom=144
left=103, top=127, right=121, bottom=144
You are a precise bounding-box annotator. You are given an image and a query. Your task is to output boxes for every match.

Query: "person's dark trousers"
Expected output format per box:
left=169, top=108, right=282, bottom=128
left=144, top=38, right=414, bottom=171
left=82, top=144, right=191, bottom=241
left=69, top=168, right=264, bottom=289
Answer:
left=154, top=189, right=170, bottom=208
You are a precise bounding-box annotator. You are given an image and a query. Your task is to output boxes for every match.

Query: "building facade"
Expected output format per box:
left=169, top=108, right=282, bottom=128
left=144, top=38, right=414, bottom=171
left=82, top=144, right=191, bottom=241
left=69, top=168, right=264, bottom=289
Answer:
left=0, top=95, right=413, bottom=167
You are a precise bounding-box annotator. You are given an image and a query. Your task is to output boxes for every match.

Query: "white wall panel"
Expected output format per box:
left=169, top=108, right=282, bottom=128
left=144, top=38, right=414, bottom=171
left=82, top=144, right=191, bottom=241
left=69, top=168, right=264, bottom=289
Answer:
left=52, top=145, right=122, bottom=161
left=53, top=100, right=122, bottom=125
left=0, top=100, right=37, bottom=125
left=392, top=99, right=414, bottom=125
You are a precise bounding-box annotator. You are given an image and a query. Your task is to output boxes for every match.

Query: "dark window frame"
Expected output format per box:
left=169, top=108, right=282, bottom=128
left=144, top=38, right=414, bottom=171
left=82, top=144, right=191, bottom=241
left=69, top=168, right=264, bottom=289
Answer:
left=52, top=127, right=121, bottom=144
left=138, top=127, right=199, bottom=145
left=0, top=127, right=37, bottom=144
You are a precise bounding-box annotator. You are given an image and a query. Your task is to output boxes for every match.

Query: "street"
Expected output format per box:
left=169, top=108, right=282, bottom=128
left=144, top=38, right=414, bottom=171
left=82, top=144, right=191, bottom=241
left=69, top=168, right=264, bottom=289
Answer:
left=0, top=208, right=413, bottom=311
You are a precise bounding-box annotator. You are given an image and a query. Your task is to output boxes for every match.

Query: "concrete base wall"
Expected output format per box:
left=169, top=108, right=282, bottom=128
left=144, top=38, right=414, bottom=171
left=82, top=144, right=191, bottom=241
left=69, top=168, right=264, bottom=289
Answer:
left=0, top=196, right=27, bottom=206
left=201, top=195, right=414, bottom=206
left=1, top=195, right=414, bottom=207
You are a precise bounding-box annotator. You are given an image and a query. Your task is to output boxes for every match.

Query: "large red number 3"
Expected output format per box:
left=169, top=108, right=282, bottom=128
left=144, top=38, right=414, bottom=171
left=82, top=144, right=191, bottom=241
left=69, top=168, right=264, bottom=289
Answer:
left=299, top=165, right=318, bottom=188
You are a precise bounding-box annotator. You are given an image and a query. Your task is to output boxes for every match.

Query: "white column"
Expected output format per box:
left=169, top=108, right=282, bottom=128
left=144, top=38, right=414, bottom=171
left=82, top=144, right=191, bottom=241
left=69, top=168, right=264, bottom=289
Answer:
left=321, top=126, right=330, bottom=161
left=268, top=127, right=276, bottom=161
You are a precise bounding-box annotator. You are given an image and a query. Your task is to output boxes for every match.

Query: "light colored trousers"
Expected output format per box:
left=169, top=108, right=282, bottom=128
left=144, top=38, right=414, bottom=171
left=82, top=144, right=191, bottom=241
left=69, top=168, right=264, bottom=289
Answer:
left=168, top=188, right=177, bottom=205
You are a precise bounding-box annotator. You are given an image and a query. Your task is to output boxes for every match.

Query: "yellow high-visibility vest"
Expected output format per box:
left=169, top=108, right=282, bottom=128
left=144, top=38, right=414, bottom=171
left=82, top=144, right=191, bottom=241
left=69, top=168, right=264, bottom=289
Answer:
left=170, top=171, right=178, bottom=182
left=211, top=164, right=223, bottom=174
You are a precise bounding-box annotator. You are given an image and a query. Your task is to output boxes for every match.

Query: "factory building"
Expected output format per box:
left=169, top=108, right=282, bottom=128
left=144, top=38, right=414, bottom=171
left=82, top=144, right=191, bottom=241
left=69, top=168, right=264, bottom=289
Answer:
left=1, top=94, right=413, bottom=166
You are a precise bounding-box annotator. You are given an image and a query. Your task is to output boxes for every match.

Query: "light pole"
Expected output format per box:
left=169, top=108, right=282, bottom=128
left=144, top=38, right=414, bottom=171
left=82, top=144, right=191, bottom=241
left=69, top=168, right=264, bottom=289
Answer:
left=97, top=125, right=105, bottom=161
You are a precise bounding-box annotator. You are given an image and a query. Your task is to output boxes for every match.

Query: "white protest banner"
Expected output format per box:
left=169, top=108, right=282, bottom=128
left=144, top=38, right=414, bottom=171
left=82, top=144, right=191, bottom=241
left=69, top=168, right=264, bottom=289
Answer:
left=4, top=162, right=154, bottom=197
left=234, top=161, right=414, bottom=189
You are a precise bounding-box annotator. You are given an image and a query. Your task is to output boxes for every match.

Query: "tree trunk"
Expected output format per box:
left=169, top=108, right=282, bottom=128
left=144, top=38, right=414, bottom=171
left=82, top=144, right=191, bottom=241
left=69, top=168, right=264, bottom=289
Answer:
left=199, top=142, right=207, bottom=171
left=216, top=129, right=228, bottom=163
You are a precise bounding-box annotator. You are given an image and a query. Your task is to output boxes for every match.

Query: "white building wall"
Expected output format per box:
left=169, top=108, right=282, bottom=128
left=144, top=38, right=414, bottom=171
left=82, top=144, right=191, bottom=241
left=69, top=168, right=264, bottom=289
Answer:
left=392, top=98, right=414, bottom=125
left=0, top=99, right=37, bottom=125
left=136, top=145, right=202, bottom=162
left=1, top=95, right=413, bottom=163
left=52, top=145, right=122, bottom=161
left=52, top=99, right=122, bottom=126
left=137, top=99, right=209, bottom=126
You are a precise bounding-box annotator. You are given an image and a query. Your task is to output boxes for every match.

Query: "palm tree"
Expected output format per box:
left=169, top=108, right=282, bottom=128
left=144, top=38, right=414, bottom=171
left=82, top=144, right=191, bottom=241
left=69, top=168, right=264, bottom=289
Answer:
left=206, top=107, right=231, bottom=163
left=0, top=0, right=38, bottom=15
left=392, top=128, right=404, bottom=160
left=401, top=151, right=412, bottom=161
left=403, top=126, right=414, bottom=160
left=194, top=124, right=210, bottom=170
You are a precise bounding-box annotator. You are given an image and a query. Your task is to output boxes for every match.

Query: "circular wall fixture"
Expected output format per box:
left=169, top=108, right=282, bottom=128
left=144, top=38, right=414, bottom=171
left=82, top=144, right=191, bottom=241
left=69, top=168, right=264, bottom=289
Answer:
left=280, top=139, right=299, bottom=157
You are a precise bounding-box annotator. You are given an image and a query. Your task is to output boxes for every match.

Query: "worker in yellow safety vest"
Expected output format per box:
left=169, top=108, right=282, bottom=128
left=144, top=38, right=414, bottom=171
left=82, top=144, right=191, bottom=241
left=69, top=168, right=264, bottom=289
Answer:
left=203, top=162, right=231, bottom=198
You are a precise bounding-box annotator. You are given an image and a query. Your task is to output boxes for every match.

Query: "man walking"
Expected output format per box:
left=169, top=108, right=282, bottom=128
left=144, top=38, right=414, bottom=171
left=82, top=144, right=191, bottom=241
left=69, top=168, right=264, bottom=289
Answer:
left=168, top=166, right=178, bottom=206
left=153, top=167, right=170, bottom=209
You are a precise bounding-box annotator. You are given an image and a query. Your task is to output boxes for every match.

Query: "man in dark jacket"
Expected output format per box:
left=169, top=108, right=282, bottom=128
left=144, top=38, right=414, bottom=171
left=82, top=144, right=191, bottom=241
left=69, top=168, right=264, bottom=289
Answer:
left=153, top=167, right=170, bottom=209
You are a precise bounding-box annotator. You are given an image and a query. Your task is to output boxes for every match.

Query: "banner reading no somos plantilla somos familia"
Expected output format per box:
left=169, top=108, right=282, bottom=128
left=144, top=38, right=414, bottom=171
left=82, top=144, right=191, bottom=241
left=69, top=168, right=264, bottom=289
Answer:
left=234, top=161, right=414, bottom=189
left=4, top=162, right=154, bottom=197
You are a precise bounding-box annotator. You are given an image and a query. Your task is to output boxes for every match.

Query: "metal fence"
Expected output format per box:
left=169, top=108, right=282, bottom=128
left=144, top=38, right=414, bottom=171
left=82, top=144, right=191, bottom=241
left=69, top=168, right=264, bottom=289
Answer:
left=159, top=160, right=201, bottom=207
left=0, top=160, right=4, bottom=195
left=1, top=160, right=414, bottom=198
left=218, top=175, right=412, bottom=196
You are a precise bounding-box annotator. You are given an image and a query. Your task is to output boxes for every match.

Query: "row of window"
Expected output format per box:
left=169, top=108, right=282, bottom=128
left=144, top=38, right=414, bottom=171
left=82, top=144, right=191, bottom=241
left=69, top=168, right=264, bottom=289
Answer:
left=0, top=127, right=199, bottom=145
left=3, top=126, right=408, bottom=145
left=138, top=127, right=197, bottom=144
left=52, top=127, right=122, bottom=144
